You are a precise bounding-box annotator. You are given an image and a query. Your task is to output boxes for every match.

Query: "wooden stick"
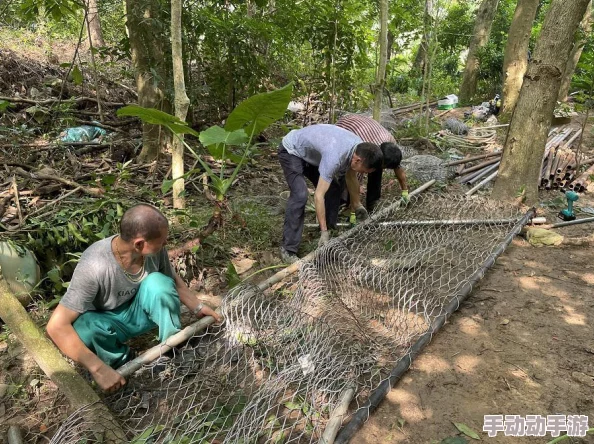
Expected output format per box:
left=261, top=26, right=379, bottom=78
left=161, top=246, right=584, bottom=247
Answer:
left=15, top=168, right=104, bottom=197
left=0, top=95, right=128, bottom=107
left=319, top=387, right=356, bottom=444
left=11, top=176, right=23, bottom=224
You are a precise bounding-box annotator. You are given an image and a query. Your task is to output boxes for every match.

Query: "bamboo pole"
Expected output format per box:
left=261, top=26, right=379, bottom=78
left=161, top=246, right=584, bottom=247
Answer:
left=319, top=386, right=356, bottom=444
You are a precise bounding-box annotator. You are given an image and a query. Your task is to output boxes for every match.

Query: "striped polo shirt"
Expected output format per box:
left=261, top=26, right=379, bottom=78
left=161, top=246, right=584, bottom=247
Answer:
left=335, top=114, right=396, bottom=145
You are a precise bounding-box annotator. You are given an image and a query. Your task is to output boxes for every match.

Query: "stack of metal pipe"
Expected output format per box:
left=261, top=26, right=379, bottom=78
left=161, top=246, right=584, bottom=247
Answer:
left=570, top=162, right=594, bottom=193
left=539, top=127, right=592, bottom=192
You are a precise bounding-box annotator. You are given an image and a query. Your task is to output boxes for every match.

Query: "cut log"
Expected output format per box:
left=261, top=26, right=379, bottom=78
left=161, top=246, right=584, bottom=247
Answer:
left=0, top=271, right=125, bottom=441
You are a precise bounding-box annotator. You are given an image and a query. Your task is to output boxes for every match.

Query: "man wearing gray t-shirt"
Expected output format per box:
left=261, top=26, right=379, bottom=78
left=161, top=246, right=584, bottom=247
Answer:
left=46, top=204, right=222, bottom=393
left=278, top=124, right=383, bottom=263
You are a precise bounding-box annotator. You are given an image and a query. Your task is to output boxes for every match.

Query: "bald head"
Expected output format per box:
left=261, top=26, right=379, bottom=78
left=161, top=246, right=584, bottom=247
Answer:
left=120, top=204, right=168, bottom=242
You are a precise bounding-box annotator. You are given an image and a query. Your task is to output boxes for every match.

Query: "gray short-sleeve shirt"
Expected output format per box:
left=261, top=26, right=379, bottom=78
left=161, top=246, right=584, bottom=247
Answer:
left=60, top=235, right=175, bottom=314
left=282, top=124, right=362, bottom=182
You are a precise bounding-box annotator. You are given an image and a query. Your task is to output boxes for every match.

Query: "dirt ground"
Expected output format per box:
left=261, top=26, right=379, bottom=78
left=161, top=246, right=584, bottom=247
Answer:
left=356, top=231, right=594, bottom=443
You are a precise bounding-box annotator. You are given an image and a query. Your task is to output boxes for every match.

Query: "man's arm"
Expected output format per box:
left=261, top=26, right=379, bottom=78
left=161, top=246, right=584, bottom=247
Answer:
left=314, top=178, right=331, bottom=231
left=173, top=273, right=223, bottom=323
left=395, top=166, right=408, bottom=192
left=345, top=169, right=362, bottom=210
left=46, top=306, right=126, bottom=393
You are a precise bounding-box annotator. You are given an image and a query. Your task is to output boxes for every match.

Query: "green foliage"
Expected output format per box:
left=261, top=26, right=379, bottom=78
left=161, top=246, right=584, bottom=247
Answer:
left=121, top=84, right=292, bottom=201
left=572, top=38, right=594, bottom=109
left=225, top=83, right=293, bottom=137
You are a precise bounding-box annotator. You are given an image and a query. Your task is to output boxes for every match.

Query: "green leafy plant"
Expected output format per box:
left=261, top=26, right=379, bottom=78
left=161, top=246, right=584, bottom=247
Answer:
left=118, top=83, right=293, bottom=203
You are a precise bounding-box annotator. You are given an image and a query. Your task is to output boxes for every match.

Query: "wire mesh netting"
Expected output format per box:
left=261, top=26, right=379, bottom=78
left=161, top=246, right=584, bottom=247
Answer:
left=51, top=193, right=525, bottom=444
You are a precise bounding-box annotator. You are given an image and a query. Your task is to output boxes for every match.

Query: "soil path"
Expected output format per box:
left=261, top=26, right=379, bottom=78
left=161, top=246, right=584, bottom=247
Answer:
left=356, top=238, right=594, bottom=443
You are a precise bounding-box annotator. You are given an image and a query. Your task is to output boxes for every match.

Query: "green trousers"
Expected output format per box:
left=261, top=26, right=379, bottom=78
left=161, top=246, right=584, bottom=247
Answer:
left=73, top=272, right=182, bottom=368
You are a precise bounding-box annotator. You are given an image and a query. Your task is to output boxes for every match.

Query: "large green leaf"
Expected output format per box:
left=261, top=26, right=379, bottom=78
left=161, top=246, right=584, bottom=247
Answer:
left=199, top=125, right=248, bottom=147
left=225, top=83, right=293, bottom=138
left=71, top=65, right=83, bottom=85
left=117, top=105, right=199, bottom=137
left=199, top=126, right=248, bottom=162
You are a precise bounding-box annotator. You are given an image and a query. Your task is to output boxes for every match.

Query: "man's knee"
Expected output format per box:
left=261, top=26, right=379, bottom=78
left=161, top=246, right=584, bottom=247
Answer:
left=137, top=272, right=180, bottom=312
left=141, top=272, right=176, bottom=291
left=289, top=184, right=309, bottom=206
left=73, top=313, right=104, bottom=349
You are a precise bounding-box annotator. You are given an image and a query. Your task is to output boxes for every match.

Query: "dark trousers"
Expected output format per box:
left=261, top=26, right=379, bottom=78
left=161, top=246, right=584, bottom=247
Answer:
left=278, top=145, right=344, bottom=254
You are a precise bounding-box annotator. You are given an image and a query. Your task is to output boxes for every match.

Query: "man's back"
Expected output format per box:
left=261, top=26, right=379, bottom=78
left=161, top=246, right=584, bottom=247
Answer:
left=282, top=124, right=362, bottom=182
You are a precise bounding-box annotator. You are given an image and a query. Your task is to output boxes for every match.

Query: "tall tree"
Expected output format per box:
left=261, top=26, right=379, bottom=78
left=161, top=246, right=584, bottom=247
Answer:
left=85, top=0, right=105, bottom=48
left=126, top=0, right=171, bottom=162
left=557, top=1, right=592, bottom=102
left=373, top=0, right=389, bottom=122
left=492, top=0, right=591, bottom=204
left=410, top=0, right=433, bottom=77
left=500, top=0, right=540, bottom=119
left=459, top=0, right=500, bottom=103
left=170, top=0, right=189, bottom=209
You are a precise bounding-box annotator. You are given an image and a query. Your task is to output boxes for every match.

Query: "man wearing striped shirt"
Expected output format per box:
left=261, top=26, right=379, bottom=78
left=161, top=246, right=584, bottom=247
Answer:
left=336, top=114, right=409, bottom=212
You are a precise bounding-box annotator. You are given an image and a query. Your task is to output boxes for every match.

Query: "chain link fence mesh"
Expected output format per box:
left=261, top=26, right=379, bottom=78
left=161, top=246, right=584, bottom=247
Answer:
left=50, top=193, right=525, bottom=444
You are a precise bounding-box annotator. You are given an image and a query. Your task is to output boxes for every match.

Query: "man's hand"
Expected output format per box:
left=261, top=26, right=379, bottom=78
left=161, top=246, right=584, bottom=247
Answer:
left=318, top=230, right=330, bottom=247
left=355, top=205, right=369, bottom=221
left=401, top=190, right=410, bottom=205
left=90, top=363, right=126, bottom=393
left=197, top=305, right=223, bottom=323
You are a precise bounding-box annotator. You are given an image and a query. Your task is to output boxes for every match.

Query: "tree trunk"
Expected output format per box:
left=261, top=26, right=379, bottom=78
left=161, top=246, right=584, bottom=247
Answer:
left=459, top=0, right=500, bottom=104
left=492, top=0, right=591, bottom=204
left=0, top=274, right=125, bottom=441
left=85, top=0, right=105, bottom=48
left=410, top=0, right=433, bottom=77
left=171, top=0, right=190, bottom=209
left=500, top=0, right=540, bottom=119
left=126, top=0, right=171, bottom=162
left=373, top=0, right=389, bottom=122
left=386, top=29, right=394, bottom=67
left=557, top=1, right=592, bottom=102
